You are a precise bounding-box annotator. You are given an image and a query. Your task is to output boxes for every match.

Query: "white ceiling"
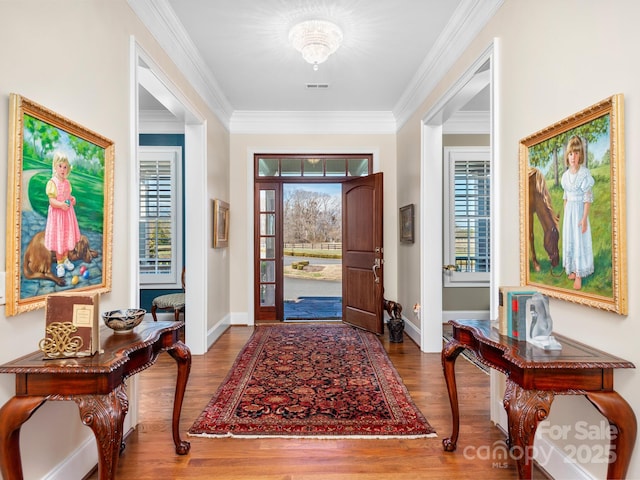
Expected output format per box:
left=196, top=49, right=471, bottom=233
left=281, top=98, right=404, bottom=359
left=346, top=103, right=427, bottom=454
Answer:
left=131, top=0, right=501, bottom=132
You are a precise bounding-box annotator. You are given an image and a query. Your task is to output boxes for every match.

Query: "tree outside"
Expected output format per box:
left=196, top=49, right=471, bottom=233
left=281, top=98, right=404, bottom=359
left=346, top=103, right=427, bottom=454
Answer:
left=283, top=184, right=341, bottom=245
left=282, top=183, right=342, bottom=283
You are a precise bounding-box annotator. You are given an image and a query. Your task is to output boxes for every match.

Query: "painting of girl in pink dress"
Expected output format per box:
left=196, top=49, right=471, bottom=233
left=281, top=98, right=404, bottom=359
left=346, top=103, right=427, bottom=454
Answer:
left=44, top=152, right=82, bottom=278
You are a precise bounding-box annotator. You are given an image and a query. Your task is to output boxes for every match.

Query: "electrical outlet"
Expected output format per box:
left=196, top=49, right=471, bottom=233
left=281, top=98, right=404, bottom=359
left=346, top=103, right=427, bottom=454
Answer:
left=0, top=272, right=5, bottom=305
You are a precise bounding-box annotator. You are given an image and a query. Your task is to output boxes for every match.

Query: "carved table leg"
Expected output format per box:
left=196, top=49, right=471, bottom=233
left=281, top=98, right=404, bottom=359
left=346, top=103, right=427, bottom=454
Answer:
left=74, top=384, right=128, bottom=480
left=441, top=339, right=465, bottom=452
left=503, top=379, right=554, bottom=479
left=168, top=340, right=191, bottom=455
left=0, top=396, right=47, bottom=480
left=585, top=391, right=637, bottom=480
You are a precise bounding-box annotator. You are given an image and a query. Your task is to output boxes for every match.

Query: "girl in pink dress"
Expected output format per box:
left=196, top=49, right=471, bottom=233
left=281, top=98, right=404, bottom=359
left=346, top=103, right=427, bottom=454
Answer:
left=44, top=152, right=81, bottom=278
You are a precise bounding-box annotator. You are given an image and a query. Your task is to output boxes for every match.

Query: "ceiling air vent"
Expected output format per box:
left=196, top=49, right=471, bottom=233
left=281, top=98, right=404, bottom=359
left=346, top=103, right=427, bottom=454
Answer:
left=305, top=83, right=330, bottom=89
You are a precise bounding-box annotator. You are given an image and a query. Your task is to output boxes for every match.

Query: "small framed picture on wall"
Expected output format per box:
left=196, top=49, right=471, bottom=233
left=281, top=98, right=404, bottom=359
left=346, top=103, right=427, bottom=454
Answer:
left=399, top=204, right=414, bottom=244
left=213, top=199, right=229, bottom=248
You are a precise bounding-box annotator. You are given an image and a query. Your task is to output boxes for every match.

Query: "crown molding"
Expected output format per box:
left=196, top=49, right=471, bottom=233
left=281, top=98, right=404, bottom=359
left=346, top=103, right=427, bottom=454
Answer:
left=138, top=110, right=185, bottom=134
left=443, top=111, right=490, bottom=135
left=393, top=0, right=503, bottom=130
left=128, top=0, right=234, bottom=129
left=130, top=0, right=501, bottom=134
left=230, top=111, right=396, bottom=135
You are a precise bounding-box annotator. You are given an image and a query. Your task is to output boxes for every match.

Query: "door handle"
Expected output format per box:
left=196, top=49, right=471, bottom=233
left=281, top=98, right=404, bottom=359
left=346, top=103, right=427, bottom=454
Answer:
left=373, top=258, right=381, bottom=284
left=443, top=264, right=458, bottom=272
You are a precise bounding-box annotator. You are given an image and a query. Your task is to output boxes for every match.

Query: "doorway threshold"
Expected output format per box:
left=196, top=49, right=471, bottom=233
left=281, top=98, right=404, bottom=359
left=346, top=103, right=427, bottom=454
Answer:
left=284, top=296, right=342, bottom=322
left=283, top=318, right=342, bottom=323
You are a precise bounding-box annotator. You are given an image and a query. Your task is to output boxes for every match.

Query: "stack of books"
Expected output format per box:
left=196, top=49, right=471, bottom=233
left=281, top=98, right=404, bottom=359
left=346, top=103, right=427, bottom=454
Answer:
left=498, top=286, right=537, bottom=340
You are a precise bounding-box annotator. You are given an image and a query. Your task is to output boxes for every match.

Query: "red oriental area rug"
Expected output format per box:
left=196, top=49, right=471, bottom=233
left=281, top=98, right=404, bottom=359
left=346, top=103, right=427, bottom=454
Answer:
left=188, top=324, right=436, bottom=439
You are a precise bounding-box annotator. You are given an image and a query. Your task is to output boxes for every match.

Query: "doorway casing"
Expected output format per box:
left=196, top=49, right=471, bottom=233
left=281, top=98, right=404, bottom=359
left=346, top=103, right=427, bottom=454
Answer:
left=253, top=154, right=373, bottom=322
left=420, top=39, right=503, bottom=429
left=243, top=148, right=381, bottom=327
left=420, top=40, right=499, bottom=352
left=131, top=38, right=209, bottom=356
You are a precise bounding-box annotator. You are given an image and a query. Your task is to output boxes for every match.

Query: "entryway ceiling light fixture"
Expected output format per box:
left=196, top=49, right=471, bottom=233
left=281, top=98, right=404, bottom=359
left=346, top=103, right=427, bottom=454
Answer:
left=289, top=19, right=343, bottom=71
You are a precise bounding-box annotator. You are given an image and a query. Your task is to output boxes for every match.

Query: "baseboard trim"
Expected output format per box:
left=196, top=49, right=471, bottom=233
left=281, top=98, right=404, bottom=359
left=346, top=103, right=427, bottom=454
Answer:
left=532, top=434, right=596, bottom=480
left=45, top=435, right=97, bottom=480
left=442, top=310, right=490, bottom=322
left=207, top=314, right=231, bottom=350
left=230, top=311, right=250, bottom=325
left=402, top=317, right=421, bottom=345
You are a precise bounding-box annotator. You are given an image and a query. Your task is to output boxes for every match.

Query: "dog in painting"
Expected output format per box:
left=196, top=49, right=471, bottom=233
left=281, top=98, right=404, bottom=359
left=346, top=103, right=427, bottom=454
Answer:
left=22, top=231, right=98, bottom=285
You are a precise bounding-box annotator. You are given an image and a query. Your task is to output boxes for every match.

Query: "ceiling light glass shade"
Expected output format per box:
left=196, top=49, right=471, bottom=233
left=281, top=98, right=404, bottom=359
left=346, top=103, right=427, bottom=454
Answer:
left=289, top=20, right=343, bottom=70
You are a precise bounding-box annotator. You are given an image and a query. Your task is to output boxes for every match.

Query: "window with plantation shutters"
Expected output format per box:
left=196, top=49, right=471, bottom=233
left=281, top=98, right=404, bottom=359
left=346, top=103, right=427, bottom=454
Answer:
left=138, top=146, right=182, bottom=287
left=443, top=147, right=490, bottom=287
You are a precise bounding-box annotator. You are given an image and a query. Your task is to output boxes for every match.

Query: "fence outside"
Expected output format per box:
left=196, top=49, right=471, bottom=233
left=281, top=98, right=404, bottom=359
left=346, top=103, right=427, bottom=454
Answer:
left=284, top=243, right=342, bottom=250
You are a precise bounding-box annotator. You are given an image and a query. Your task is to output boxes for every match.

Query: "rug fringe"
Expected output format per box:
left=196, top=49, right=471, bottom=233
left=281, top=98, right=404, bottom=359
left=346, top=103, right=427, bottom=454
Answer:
left=187, top=432, right=438, bottom=440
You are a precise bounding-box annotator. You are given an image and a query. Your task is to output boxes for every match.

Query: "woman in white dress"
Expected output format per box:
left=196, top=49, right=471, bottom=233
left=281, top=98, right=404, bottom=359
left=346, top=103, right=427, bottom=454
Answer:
left=561, top=135, right=594, bottom=290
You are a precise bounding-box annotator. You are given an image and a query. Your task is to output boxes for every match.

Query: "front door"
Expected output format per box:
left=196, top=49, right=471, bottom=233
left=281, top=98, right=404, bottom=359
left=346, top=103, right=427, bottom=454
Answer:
left=342, top=173, right=384, bottom=334
left=253, top=154, right=373, bottom=322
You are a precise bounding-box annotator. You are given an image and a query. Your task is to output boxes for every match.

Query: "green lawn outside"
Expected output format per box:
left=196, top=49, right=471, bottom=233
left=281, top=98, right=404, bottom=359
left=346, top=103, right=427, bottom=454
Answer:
left=284, top=248, right=341, bottom=260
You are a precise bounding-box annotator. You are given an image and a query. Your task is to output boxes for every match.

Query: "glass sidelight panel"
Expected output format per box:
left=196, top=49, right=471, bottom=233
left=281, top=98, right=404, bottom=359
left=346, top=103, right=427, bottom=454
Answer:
left=255, top=183, right=280, bottom=320
left=260, top=189, right=275, bottom=210
left=260, top=213, right=275, bottom=235
left=260, top=237, right=276, bottom=259
left=260, top=260, right=275, bottom=282
left=260, top=259, right=276, bottom=306
left=260, top=284, right=275, bottom=307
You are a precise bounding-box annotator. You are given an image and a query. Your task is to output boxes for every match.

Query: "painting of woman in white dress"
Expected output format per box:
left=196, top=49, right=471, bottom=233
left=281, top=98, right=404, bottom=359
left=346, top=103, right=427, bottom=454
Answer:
left=519, top=94, right=627, bottom=314
left=561, top=135, right=595, bottom=290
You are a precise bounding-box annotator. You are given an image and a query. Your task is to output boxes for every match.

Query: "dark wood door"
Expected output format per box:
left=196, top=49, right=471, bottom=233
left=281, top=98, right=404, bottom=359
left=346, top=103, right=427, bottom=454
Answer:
left=342, top=173, right=384, bottom=334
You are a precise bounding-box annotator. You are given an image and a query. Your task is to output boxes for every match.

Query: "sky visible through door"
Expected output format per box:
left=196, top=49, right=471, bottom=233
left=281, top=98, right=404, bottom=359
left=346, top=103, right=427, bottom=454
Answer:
left=283, top=183, right=342, bottom=321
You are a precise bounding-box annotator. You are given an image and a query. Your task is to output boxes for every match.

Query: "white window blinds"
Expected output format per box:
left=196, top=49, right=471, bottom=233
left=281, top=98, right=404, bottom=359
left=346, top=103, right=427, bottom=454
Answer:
left=138, top=146, right=182, bottom=286
left=444, top=147, right=490, bottom=287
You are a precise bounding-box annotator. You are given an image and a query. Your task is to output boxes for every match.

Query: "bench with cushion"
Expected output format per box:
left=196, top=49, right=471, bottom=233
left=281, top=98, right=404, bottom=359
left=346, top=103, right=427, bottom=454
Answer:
left=151, top=269, right=185, bottom=322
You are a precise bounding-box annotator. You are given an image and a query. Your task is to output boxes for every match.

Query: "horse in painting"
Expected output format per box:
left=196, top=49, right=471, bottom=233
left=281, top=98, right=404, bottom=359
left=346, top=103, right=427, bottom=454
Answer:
left=528, top=167, right=560, bottom=272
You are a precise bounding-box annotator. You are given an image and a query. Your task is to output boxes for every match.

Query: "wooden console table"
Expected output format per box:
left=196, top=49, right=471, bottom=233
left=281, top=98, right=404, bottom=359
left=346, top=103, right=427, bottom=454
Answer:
left=442, top=319, right=636, bottom=479
left=0, top=320, right=191, bottom=480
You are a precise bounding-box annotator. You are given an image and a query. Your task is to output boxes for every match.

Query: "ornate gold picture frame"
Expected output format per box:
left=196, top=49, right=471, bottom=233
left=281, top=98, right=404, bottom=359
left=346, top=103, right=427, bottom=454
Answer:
left=6, top=94, right=114, bottom=316
left=519, top=94, right=627, bottom=314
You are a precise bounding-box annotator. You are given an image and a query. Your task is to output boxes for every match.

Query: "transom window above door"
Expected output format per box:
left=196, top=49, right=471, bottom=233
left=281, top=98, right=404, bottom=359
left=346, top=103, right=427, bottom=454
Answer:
left=256, top=155, right=371, bottom=178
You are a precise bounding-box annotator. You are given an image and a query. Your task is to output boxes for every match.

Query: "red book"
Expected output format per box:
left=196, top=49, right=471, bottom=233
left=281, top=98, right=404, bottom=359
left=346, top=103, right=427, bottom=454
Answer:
left=506, top=291, right=536, bottom=340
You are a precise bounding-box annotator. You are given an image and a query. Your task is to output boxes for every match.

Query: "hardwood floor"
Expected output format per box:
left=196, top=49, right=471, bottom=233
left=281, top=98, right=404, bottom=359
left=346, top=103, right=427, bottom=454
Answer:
left=87, top=324, right=546, bottom=479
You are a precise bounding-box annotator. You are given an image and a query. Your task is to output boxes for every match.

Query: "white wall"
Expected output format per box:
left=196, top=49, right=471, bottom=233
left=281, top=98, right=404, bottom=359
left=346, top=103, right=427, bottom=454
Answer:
left=0, top=1, right=229, bottom=478
left=398, top=0, right=640, bottom=478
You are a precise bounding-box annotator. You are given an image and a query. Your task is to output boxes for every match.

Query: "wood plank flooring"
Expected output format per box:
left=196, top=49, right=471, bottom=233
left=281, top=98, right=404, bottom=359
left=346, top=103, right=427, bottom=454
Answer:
left=86, top=324, right=547, bottom=479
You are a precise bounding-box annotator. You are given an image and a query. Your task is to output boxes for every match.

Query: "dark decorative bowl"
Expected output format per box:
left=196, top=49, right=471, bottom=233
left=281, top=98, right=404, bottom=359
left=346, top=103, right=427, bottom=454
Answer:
left=102, top=309, right=146, bottom=333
